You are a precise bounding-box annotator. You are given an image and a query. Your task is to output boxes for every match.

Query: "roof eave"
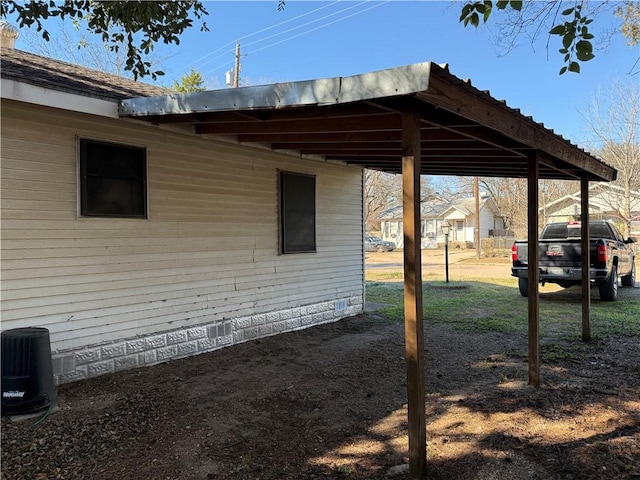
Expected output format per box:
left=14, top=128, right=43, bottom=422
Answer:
left=118, top=62, right=433, bottom=117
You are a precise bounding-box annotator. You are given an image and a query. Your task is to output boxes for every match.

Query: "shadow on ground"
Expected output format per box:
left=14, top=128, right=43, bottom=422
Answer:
left=2, top=283, right=639, bottom=480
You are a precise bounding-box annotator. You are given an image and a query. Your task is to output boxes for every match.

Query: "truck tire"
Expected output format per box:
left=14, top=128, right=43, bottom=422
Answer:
left=621, top=261, right=636, bottom=287
left=598, top=265, right=618, bottom=301
left=518, top=277, right=528, bottom=297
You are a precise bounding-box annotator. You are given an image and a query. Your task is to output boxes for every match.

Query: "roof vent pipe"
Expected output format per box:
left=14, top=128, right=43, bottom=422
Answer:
left=0, top=20, right=19, bottom=49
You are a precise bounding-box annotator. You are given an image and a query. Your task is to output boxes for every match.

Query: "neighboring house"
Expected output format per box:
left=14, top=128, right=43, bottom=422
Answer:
left=440, top=195, right=505, bottom=245
left=379, top=194, right=505, bottom=248
left=541, top=183, right=640, bottom=235
left=1, top=47, right=364, bottom=384
left=378, top=194, right=449, bottom=249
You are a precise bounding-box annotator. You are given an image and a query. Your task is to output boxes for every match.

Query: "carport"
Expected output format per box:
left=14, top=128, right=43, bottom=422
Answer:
left=119, top=62, right=617, bottom=478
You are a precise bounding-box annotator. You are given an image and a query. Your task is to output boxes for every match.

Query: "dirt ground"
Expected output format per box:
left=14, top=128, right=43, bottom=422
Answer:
left=2, top=251, right=639, bottom=480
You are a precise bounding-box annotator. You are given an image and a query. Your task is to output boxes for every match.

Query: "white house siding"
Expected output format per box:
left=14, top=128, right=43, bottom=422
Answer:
left=382, top=220, right=403, bottom=247
left=479, top=205, right=498, bottom=238
left=445, top=205, right=501, bottom=244
left=444, top=211, right=467, bottom=243
left=1, top=100, right=365, bottom=383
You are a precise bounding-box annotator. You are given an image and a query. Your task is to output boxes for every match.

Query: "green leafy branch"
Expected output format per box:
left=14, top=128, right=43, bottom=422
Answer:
left=459, top=0, right=522, bottom=28
left=549, top=4, right=595, bottom=74
left=459, top=1, right=596, bottom=75
left=0, top=1, right=210, bottom=80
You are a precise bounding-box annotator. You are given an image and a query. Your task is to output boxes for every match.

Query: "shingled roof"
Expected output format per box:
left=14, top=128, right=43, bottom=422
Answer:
left=0, top=47, right=169, bottom=101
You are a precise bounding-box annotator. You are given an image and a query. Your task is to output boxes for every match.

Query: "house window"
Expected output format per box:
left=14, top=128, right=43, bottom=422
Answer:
left=79, top=139, right=147, bottom=218
left=280, top=171, right=316, bottom=254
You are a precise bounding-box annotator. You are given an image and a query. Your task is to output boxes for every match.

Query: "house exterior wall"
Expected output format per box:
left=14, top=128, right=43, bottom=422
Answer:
left=447, top=205, right=502, bottom=245
left=420, top=218, right=441, bottom=249
left=1, top=99, right=365, bottom=384
left=479, top=205, right=499, bottom=238
left=543, top=203, right=637, bottom=227
left=541, top=188, right=640, bottom=233
left=543, top=204, right=601, bottom=223
left=381, top=218, right=445, bottom=248
left=443, top=212, right=467, bottom=243
left=382, top=219, right=403, bottom=247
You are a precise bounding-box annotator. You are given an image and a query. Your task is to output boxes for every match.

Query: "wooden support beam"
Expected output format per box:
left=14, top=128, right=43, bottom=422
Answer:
left=402, top=109, right=426, bottom=478
left=581, top=176, right=591, bottom=341
left=527, top=151, right=540, bottom=388
left=197, top=113, right=400, bottom=135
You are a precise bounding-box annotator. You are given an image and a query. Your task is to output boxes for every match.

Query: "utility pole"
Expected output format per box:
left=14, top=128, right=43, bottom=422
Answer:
left=233, top=41, right=241, bottom=88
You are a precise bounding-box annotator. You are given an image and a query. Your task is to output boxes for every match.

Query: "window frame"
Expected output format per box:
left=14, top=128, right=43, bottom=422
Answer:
left=279, top=170, right=316, bottom=254
left=78, top=137, right=148, bottom=219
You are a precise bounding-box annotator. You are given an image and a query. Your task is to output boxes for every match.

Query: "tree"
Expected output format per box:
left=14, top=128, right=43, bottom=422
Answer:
left=459, top=1, right=638, bottom=74
left=0, top=1, right=209, bottom=80
left=171, top=68, right=206, bottom=93
left=6, top=1, right=636, bottom=81
left=364, top=171, right=437, bottom=234
left=538, top=179, right=577, bottom=226
left=581, top=77, right=640, bottom=236
left=452, top=176, right=574, bottom=239
left=19, top=18, right=166, bottom=78
left=364, top=170, right=401, bottom=234
left=616, top=1, right=640, bottom=46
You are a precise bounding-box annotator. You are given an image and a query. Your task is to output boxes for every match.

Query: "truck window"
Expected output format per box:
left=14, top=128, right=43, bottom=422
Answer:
left=606, top=224, right=624, bottom=242
left=589, top=224, right=612, bottom=239
left=541, top=222, right=616, bottom=240
left=541, top=224, right=568, bottom=239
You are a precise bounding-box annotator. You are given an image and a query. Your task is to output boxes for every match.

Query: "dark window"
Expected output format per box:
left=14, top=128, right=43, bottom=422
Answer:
left=280, top=171, right=316, bottom=254
left=79, top=139, right=147, bottom=218
left=589, top=224, right=612, bottom=239
left=542, top=224, right=568, bottom=239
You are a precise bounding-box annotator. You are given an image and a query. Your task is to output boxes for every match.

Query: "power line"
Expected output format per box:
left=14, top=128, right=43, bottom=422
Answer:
left=246, top=1, right=389, bottom=56
left=238, top=0, right=343, bottom=44
left=200, top=2, right=372, bottom=76
left=175, top=0, right=342, bottom=75
left=202, top=1, right=390, bottom=80
left=243, top=1, right=373, bottom=50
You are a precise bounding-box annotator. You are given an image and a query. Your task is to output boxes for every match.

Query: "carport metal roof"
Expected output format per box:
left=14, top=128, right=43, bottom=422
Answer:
left=119, top=62, right=614, bottom=182
left=119, top=61, right=616, bottom=479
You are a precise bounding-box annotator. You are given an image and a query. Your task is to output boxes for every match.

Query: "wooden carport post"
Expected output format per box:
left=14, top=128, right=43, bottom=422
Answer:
left=402, top=109, right=426, bottom=478
left=528, top=151, right=540, bottom=387
left=581, top=176, right=591, bottom=341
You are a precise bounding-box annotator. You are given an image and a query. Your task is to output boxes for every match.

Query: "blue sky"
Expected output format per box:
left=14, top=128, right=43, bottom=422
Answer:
left=11, top=1, right=640, bottom=148
left=167, top=1, right=638, bottom=148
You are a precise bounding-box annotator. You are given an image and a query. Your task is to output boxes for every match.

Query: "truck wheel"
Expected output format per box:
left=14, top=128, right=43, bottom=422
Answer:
left=621, top=261, right=636, bottom=287
left=518, top=277, right=528, bottom=297
left=598, top=265, right=618, bottom=301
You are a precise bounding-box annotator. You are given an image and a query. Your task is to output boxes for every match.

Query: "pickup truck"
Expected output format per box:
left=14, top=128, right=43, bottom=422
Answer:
left=511, top=221, right=636, bottom=301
